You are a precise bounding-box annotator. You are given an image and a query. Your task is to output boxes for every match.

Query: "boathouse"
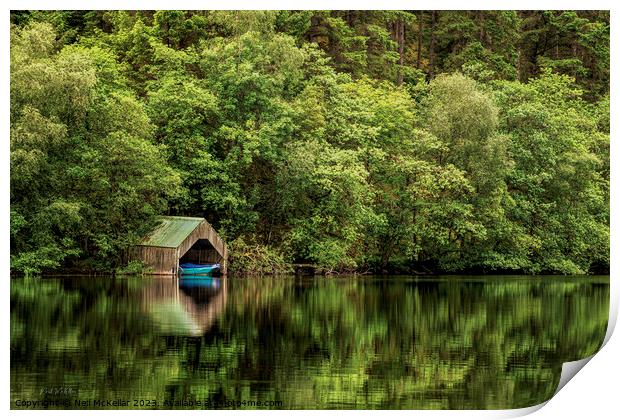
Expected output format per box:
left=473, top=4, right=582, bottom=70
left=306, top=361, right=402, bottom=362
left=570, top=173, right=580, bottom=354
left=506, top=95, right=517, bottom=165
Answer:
left=129, top=216, right=228, bottom=276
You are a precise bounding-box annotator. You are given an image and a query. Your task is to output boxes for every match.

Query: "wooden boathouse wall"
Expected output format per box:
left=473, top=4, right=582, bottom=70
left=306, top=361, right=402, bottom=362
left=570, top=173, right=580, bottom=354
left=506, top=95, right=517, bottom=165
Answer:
left=129, top=246, right=178, bottom=275
left=129, top=216, right=228, bottom=276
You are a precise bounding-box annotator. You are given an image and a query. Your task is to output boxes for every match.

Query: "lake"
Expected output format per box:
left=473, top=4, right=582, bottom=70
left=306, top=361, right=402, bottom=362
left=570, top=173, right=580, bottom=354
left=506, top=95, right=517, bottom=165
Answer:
left=10, top=275, right=609, bottom=409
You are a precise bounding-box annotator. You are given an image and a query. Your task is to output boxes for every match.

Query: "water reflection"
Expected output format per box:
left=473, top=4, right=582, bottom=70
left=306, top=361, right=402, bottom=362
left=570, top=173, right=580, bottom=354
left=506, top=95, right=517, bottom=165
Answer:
left=10, top=275, right=609, bottom=409
left=142, top=276, right=227, bottom=336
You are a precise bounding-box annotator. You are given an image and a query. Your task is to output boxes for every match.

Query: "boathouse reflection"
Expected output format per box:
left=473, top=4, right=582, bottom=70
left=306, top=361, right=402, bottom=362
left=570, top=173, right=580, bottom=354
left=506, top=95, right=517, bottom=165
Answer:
left=141, top=276, right=227, bottom=336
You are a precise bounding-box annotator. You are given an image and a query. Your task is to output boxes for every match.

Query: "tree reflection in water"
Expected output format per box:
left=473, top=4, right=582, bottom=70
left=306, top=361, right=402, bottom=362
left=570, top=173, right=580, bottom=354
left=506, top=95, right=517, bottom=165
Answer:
left=10, top=275, right=609, bottom=409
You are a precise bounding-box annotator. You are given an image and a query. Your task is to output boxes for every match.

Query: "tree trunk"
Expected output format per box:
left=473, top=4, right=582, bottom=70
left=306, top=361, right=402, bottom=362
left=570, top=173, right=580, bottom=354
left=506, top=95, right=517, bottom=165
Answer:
left=346, top=10, right=353, bottom=27
left=477, top=10, right=486, bottom=46
left=429, top=11, right=437, bottom=79
left=397, top=18, right=405, bottom=85
left=308, top=15, right=321, bottom=43
left=417, top=11, right=423, bottom=68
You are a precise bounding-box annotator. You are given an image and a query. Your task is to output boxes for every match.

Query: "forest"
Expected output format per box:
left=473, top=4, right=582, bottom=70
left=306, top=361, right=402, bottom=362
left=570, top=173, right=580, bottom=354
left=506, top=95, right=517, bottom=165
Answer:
left=9, top=10, right=610, bottom=275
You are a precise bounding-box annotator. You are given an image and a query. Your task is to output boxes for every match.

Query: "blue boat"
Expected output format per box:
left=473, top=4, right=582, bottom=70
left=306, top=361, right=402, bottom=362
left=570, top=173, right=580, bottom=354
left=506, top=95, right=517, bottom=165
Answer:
left=179, top=263, right=221, bottom=275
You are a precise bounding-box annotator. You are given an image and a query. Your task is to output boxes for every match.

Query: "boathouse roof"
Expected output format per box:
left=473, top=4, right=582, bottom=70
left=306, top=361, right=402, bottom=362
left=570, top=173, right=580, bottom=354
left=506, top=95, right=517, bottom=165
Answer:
left=139, top=216, right=204, bottom=248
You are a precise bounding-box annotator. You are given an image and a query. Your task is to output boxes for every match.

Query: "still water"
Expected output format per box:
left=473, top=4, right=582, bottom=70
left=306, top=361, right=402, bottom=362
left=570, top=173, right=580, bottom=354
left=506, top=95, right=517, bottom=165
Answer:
left=11, top=275, right=609, bottom=409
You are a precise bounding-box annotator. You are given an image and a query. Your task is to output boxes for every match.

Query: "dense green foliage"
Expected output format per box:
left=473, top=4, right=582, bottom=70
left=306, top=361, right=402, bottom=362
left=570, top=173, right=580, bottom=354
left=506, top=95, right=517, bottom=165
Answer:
left=10, top=11, right=609, bottom=275
left=11, top=275, right=609, bottom=408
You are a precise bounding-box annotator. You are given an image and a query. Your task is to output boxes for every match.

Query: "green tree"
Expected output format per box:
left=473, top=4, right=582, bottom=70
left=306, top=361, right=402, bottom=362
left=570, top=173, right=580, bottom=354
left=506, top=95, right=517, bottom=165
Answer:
left=422, top=74, right=513, bottom=271
left=494, top=70, right=609, bottom=273
left=10, top=23, right=180, bottom=274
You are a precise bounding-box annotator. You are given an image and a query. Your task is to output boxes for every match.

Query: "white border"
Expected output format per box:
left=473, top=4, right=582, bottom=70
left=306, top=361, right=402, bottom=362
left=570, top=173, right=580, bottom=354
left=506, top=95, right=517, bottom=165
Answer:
left=2, top=1, right=618, bottom=419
